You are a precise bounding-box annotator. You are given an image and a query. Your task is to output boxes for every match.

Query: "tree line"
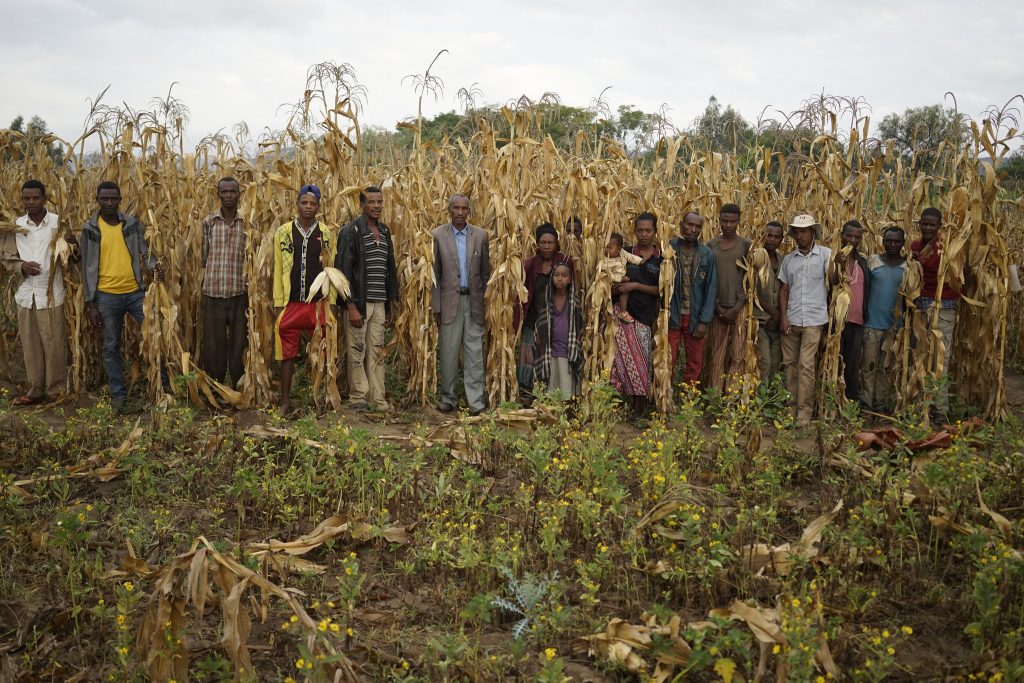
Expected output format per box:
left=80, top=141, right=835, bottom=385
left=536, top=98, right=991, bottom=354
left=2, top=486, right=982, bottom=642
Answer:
left=9, top=94, right=1024, bottom=186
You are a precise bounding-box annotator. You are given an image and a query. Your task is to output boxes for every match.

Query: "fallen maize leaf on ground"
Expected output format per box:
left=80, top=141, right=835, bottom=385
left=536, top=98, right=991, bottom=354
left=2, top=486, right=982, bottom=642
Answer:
left=740, top=500, right=843, bottom=576
left=854, top=417, right=984, bottom=451
left=582, top=613, right=692, bottom=683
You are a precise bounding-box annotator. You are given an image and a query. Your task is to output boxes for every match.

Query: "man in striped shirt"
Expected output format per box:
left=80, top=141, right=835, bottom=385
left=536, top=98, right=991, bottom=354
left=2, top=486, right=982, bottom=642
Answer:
left=200, top=177, right=248, bottom=389
left=336, top=186, right=400, bottom=412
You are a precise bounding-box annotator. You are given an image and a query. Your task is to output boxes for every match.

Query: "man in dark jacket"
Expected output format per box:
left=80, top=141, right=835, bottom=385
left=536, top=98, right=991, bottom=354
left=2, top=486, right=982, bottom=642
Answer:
left=829, top=219, right=871, bottom=402
left=80, top=181, right=163, bottom=411
left=336, top=186, right=400, bottom=411
left=668, top=211, right=718, bottom=384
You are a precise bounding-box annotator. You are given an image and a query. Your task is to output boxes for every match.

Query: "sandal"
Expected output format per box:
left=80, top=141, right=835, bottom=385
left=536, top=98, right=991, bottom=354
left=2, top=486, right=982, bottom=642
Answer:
left=13, top=395, right=40, bottom=406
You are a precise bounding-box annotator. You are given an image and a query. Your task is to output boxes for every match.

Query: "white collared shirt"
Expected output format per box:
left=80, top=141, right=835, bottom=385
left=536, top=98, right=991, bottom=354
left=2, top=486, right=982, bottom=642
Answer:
left=14, top=211, right=65, bottom=308
left=778, top=243, right=832, bottom=326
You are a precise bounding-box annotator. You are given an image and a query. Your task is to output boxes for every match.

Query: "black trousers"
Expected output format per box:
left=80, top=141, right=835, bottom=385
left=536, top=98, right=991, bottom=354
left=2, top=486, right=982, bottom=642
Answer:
left=201, top=294, right=248, bottom=388
left=840, top=322, right=864, bottom=401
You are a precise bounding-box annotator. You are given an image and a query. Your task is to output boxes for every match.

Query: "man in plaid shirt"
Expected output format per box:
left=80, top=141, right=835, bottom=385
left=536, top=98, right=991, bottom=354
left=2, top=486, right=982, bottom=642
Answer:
left=201, top=177, right=248, bottom=388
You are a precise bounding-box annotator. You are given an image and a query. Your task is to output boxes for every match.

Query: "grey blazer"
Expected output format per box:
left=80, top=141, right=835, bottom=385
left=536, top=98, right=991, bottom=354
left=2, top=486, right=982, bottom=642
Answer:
left=431, top=222, right=490, bottom=325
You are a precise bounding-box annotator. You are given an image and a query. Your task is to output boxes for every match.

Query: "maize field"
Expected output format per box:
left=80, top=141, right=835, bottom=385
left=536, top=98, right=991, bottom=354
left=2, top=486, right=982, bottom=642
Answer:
left=1, top=75, right=1023, bottom=681
left=1, top=87, right=1021, bottom=419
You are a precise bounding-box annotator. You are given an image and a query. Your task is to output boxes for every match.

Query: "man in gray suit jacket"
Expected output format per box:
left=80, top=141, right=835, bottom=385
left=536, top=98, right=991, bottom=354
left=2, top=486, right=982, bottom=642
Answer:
left=431, top=194, right=490, bottom=414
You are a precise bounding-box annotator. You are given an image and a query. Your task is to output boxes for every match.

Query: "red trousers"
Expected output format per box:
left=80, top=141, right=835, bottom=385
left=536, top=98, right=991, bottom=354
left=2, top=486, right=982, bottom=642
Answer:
left=275, top=301, right=330, bottom=361
left=668, top=325, right=705, bottom=384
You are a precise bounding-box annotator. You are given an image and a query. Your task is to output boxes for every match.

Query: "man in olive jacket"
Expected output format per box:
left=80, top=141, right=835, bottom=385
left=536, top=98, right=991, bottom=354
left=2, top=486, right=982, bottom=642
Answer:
left=336, top=186, right=400, bottom=411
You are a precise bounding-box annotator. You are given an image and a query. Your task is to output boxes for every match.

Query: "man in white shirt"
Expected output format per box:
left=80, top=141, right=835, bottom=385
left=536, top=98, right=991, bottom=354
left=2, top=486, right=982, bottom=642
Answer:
left=778, top=213, right=832, bottom=427
left=0, top=180, right=74, bottom=405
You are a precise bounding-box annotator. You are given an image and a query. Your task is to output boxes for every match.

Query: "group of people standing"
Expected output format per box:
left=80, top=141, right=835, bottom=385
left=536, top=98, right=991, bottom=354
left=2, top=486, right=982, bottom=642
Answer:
left=0, top=180, right=382, bottom=412
left=513, top=203, right=957, bottom=425
left=668, top=204, right=951, bottom=426
left=2, top=177, right=956, bottom=424
left=828, top=208, right=958, bottom=416
left=0, top=180, right=492, bottom=416
left=2, top=179, right=167, bottom=411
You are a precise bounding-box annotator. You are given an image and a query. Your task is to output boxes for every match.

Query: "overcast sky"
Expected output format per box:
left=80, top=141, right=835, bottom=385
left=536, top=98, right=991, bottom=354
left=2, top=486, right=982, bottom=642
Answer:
left=2, top=0, right=1022, bottom=148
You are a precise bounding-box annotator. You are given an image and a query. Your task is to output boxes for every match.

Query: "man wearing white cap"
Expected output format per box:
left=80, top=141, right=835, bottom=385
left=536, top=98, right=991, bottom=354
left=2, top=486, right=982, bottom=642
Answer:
left=778, top=213, right=831, bottom=427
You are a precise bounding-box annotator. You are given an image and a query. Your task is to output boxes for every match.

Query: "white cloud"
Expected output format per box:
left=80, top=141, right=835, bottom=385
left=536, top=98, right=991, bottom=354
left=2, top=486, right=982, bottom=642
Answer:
left=1, top=0, right=1021, bottom=148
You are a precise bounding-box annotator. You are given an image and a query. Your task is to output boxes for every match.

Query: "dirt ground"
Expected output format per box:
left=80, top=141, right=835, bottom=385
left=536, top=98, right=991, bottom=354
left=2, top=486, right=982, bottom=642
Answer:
left=1, top=363, right=1020, bottom=681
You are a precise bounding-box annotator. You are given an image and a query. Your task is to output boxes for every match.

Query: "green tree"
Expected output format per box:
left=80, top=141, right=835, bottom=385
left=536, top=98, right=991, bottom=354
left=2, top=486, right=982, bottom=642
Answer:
left=999, top=146, right=1024, bottom=193
left=395, top=110, right=476, bottom=148
left=611, top=105, right=675, bottom=157
left=6, top=114, right=65, bottom=165
left=534, top=103, right=609, bottom=147
left=392, top=101, right=675, bottom=158
left=877, top=104, right=968, bottom=168
left=689, top=96, right=753, bottom=153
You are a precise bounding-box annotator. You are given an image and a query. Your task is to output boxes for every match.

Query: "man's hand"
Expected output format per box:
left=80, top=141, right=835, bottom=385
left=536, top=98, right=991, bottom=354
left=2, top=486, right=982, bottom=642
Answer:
left=87, top=302, right=101, bottom=327
left=153, top=263, right=165, bottom=282
left=434, top=312, right=441, bottom=328
left=694, top=322, right=708, bottom=339
left=348, top=306, right=364, bottom=328
left=722, top=303, right=743, bottom=323
left=765, top=316, right=779, bottom=333
left=21, top=261, right=42, bottom=277
left=64, top=232, right=78, bottom=246
left=274, top=307, right=284, bottom=319
left=781, top=316, right=792, bottom=336
left=386, top=307, right=394, bottom=326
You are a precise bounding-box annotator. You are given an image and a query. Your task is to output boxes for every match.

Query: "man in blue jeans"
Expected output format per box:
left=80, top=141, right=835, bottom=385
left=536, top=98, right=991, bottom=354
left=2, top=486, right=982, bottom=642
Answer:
left=80, top=181, right=164, bottom=412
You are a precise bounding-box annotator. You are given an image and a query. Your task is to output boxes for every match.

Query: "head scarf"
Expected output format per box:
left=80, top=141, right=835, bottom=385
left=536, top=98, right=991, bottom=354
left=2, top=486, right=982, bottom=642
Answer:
left=535, top=222, right=558, bottom=242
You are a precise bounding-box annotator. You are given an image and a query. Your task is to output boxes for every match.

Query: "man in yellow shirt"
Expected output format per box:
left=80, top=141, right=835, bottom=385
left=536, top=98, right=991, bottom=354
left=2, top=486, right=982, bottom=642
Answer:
left=80, top=181, right=163, bottom=412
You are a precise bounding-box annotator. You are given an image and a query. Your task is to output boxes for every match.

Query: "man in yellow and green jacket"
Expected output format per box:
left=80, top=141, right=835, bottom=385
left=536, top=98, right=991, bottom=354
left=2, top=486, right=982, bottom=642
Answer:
left=273, top=184, right=337, bottom=413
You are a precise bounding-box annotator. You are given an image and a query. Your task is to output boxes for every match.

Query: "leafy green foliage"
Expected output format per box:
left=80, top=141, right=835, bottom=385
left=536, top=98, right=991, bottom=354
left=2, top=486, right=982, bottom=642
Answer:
left=5, top=114, right=65, bottom=165
left=877, top=104, right=969, bottom=169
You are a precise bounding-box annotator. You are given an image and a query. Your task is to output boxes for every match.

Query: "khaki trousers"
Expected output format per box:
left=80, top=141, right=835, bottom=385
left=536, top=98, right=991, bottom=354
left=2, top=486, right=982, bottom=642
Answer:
left=860, top=327, right=894, bottom=412
left=704, top=307, right=748, bottom=392
left=345, top=301, right=389, bottom=409
left=781, top=324, right=822, bottom=423
left=18, top=304, right=67, bottom=399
